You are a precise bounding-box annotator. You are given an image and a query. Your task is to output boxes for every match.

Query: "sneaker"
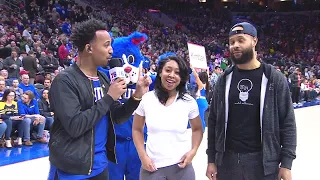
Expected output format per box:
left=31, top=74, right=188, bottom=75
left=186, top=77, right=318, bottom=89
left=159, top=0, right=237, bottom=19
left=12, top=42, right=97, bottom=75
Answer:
left=24, top=141, right=33, bottom=146
left=17, top=138, right=22, bottom=146
left=37, top=138, right=48, bottom=144
left=5, top=140, right=12, bottom=148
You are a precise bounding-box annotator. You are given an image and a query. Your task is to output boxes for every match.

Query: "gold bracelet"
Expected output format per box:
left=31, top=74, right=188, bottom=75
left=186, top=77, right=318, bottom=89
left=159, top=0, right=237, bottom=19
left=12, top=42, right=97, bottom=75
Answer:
left=132, top=96, right=142, bottom=101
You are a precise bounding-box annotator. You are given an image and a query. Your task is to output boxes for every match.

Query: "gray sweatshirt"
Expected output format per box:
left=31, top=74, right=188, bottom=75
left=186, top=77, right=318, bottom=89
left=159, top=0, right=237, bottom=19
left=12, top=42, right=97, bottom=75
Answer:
left=207, top=63, right=297, bottom=175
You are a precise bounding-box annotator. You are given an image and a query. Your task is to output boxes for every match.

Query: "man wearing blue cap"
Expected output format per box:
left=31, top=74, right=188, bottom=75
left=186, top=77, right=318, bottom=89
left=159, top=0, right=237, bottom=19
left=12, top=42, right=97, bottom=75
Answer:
left=206, top=22, right=296, bottom=180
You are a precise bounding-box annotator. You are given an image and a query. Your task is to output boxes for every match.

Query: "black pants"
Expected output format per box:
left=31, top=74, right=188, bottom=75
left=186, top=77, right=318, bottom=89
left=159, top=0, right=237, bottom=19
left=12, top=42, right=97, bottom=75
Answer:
left=54, top=168, right=109, bottom=180
left=291, top=87, right=300, bottom=103
left=217, top=151, right=278, bottom=180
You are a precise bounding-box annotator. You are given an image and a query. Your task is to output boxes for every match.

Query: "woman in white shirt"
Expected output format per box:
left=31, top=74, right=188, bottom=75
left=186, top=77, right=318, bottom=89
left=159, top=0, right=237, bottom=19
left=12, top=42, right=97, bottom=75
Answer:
left=132, top=56, right=203, bottom=180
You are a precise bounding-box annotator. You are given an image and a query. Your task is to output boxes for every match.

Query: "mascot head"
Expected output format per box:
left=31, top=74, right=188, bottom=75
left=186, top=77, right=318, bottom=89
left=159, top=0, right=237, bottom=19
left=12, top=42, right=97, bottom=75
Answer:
left=157, top=52, right=176, bottom=66
left=111, top=32, right=148, bottom=85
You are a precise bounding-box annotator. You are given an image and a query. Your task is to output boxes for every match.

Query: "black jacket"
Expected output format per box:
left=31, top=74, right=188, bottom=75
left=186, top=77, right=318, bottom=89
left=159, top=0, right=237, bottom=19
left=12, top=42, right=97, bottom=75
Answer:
left=207, top=63, right=296, bottom=176
left=3, top=56, right=22, bottom=78
left=38, top=97, right=52, bottom=118
left=48, top=63, right=140, bottom=175
left=39, top=56, right=59, bottom=73
left=22, top=56, right=38, bottom=78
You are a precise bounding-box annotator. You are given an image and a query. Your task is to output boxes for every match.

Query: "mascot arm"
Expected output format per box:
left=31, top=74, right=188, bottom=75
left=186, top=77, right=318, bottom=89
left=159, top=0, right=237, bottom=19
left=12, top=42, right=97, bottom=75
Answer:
left=98, top=66, right=142, bottom=124
left=149, top=74, right=156, bottom=91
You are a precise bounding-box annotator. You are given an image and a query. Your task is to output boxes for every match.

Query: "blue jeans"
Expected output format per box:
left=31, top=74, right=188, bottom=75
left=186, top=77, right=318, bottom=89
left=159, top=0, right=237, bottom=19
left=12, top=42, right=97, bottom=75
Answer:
left=4, top=119, right=23, bottom=140
left=0, top=122, right=7, bottom=138
left=45, top=117, right=54, bottom=130
left=22, top=117, right=46, bottom=141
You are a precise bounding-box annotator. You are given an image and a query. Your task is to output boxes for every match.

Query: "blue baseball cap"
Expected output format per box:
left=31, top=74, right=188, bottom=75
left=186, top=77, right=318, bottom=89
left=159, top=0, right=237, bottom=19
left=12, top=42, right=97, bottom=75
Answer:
left=229, top=22, right=257, bottom=38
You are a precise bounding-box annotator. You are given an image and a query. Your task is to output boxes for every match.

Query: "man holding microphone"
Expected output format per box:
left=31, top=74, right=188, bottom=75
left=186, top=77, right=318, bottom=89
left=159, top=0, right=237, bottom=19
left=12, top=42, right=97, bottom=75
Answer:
left=47, top=18, right=151, bottom=180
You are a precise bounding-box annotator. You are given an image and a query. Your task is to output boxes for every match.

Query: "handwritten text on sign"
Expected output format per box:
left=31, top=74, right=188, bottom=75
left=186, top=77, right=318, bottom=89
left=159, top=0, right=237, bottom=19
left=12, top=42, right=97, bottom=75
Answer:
left=187, top=43, right=207, bottom=69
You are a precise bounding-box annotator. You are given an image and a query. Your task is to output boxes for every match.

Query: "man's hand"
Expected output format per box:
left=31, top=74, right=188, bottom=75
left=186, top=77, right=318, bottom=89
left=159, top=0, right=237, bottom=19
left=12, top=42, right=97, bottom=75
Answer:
left=278, top=168, right=292, bottom=180
left=39, top=115, right=45, bottom=124
left=134, top=63, right=152, bottom=99
left=33, top=119, right=40, bottom=126
left=107, top=78, right=127, bottom=100
left=206, top=163, right=217, bottom=180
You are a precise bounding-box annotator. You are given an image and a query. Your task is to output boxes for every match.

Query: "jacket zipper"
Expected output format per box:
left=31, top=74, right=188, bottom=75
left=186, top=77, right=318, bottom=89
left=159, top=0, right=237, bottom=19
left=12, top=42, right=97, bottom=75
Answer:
left=109, top=110, right=118, bottom=164
left=88, top=82, right=94, bottom=175
left=100, top=77, right=118, bottom=164
left=88, top=128, right=93, bottom=175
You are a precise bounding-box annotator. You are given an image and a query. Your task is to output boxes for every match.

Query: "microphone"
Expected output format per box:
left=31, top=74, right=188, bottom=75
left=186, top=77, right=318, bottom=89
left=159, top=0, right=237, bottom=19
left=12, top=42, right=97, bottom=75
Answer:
left=109, top=58, right=126, bottom=83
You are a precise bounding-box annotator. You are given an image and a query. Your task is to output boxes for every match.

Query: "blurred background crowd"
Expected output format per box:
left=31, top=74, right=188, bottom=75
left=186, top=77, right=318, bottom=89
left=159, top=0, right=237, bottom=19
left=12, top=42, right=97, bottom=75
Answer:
left=0, top=0, right=319, bottom=147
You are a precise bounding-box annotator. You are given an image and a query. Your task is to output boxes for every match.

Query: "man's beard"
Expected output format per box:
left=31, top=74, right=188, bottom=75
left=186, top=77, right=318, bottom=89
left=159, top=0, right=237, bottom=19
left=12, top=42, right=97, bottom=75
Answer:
left=230, top=48, right=254, bottom=65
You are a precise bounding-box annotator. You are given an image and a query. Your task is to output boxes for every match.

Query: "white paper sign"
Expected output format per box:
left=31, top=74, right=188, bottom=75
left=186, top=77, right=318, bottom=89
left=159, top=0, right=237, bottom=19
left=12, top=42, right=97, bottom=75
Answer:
left=187, top=42, right=207, bottom=69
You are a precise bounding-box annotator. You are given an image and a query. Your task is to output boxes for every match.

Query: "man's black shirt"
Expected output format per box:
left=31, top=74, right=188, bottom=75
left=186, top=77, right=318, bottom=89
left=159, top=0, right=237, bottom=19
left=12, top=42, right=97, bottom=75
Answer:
left=226, top=65, right=263, bottom=153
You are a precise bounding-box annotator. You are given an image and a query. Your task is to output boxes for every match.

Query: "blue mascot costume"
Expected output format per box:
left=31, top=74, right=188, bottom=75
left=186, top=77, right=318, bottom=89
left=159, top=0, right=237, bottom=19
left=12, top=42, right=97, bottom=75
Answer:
left=98, top=32, right=154, bottom=180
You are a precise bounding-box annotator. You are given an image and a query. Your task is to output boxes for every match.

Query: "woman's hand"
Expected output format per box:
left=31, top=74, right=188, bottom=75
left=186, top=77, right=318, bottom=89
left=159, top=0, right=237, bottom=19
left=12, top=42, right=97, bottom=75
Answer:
left=141, top=154, right=157, bottom=172
left=178, top=149, right=197, bottom=168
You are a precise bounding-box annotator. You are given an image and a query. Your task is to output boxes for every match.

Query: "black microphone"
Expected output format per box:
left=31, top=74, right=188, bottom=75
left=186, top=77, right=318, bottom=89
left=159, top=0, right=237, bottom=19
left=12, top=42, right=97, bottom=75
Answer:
left=108, top=58, right=126, bottom=83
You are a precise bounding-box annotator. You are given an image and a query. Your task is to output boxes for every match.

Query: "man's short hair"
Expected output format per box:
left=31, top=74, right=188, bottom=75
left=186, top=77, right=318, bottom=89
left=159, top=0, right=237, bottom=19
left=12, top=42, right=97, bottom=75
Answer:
left=70, top=18, right=107, bottom=52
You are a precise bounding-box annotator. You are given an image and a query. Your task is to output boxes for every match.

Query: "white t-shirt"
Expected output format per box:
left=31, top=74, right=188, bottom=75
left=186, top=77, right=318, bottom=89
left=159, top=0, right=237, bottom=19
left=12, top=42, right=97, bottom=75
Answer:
left=135, top=91, right=199, bottom=168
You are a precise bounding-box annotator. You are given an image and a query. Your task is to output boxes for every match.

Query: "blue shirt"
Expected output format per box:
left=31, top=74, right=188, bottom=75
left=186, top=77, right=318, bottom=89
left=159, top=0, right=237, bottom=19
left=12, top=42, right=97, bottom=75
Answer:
left=56, top=76, right=108, bottom=179
left=18, top=83, right=40, bottom=99
left=0, top=92, right=4, bottom=101
left=18, top=99, right=40, bottom=115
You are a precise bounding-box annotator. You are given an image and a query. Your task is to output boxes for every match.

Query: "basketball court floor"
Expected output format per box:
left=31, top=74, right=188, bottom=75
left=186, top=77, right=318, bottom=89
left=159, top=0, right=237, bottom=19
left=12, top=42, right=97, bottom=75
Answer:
left=0, top=105, right=318, bottom=179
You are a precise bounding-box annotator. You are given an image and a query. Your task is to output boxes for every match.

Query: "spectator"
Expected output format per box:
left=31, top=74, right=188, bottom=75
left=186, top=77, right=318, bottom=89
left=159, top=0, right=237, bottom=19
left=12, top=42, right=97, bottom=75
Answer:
left=12, top=79, right=23, bottom=101
left=18, top=74, right=40, bottom=99
left=3, top=50, right=22, bottom=80
left=0, top=117, right=7, bottom=146
left=0, top=89, right=24, bottom=148
left=43, top=78, right=51, bottom=89
left=22, top=25, right=32, bottom=40
left=0, top=80, right=6, bottom=100
left=38, top=89, right=54, bottom=130
left=1, top=69, right=12, bottom=87
left=40, top=50, right=59, bottom=73
left=289, top=68, right=301, bottom=105
left=18, top=90, right=47, bottom=146
left=58, top=39, right=68, bottom=67
left=22, top=50, right=38, bottom=84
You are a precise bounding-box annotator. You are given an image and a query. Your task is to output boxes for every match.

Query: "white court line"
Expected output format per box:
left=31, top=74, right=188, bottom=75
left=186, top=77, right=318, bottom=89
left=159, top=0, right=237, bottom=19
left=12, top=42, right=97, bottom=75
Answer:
left=1, top=105, right=318, bottom=179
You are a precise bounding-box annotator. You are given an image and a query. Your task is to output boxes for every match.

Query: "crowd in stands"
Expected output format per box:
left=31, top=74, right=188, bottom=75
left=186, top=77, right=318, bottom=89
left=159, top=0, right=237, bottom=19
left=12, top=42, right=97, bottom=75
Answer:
left=0, top=0, right=319, bottom=148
